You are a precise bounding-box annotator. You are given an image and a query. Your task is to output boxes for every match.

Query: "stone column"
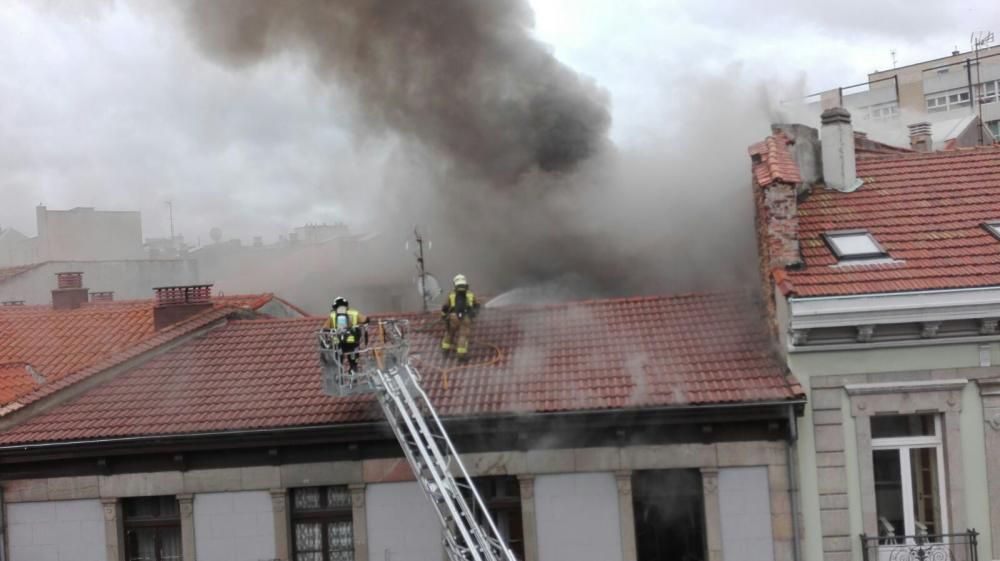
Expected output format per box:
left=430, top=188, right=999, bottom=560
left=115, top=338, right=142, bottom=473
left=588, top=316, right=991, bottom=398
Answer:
left=615, top=471, right=638, bottom=561
left=270, top=489, right=290, bottom=561
left=517, top=475, right=539, bottom=561
left=177, top=493, right=196, bottom=561
left=349, top=484, right=368, bottom=561
left=979, top=379, right=1000, bottom=560
left=700, top=468, right=723, bottom=561
left=101, top=498, right=123, bottom=561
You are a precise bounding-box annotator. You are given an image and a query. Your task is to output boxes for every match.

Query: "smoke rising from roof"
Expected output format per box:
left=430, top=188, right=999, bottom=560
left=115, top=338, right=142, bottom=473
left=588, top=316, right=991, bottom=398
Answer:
left=174, top=0, right=775, bottom=302
left=181, top=0, right=610, bottom=185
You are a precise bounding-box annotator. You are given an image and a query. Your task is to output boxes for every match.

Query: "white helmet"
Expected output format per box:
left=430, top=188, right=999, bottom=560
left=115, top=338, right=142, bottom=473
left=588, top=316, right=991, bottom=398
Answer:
left=453, top=274, right=468, bottom=288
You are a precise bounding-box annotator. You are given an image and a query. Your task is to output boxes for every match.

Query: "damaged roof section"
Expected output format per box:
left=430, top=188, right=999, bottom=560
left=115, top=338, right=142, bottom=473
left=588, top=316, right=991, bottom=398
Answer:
left=0, top=292, right=803, bottom=446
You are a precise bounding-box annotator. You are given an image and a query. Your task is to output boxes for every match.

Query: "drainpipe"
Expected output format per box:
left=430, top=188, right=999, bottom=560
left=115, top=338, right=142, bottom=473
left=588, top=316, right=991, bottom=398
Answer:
left=787, top=404, right=802, bottom=561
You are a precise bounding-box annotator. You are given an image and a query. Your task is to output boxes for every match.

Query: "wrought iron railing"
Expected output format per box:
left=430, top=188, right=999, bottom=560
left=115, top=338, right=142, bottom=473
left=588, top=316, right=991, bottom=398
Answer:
left=861, top=530, right=979, bottom=561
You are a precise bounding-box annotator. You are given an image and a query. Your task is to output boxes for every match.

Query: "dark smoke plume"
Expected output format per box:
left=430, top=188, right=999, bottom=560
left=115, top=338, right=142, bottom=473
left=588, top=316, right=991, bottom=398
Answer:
left=181, top=0, right=611, bottom=185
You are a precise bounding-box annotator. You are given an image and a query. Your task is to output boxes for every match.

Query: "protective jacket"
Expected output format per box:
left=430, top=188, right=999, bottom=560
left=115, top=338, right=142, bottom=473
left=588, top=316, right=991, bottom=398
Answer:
left=325, top=309, right=367, bottom=344
left=442, top=290, right=478, bottom=318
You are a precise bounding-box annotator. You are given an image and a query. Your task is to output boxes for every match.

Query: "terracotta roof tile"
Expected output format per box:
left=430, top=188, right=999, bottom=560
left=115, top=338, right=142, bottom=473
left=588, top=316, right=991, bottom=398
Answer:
left=0, top=293, right=803, bottom=445
left=784, top=145, right=1000, bottom=296
left=0, top=293, right=279, bottom=413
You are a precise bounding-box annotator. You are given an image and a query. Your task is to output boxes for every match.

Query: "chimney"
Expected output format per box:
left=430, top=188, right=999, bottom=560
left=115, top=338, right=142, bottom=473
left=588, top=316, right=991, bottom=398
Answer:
left=820, top=107, right=862, bottom=192
left=152, top=284, right=214, bottom=330
left=908, top=122, right=933, bottom=152
left=90, top=291, right=115, bottom=303
left=52, top=272, right=89, bottom=310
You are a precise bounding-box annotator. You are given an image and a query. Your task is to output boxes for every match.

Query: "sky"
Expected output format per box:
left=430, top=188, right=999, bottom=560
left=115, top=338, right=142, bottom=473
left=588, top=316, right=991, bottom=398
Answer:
left=0, top=0, right=997, bottom=243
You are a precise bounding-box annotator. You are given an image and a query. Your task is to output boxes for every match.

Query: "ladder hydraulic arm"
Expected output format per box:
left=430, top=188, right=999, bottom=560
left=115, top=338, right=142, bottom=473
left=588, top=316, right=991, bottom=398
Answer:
left=319, top=320, right=517, bottom=561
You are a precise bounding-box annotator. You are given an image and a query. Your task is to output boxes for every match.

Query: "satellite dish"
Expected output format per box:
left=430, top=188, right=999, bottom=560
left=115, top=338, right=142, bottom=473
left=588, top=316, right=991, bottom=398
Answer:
left=209, top=227, right=223, bottom=243
left=416, top=274, right=442, bottom=302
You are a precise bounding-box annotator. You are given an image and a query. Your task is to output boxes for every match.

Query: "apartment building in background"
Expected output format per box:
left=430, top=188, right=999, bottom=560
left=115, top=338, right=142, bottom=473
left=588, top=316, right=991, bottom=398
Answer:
left=809, top=45, right=1000, bottom=145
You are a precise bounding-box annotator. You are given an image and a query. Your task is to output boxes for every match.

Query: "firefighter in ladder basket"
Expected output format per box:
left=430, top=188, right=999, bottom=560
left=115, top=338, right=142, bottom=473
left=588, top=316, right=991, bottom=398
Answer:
left=441, top=274, right=479, bottom=359
left=322, top=296, right=369, bottom=372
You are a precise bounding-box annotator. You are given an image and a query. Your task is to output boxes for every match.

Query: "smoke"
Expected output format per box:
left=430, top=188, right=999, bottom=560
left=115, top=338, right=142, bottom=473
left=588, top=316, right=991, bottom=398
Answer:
left=180, top=0, right=610, bottom=185
left=172, top=0, right=784, bottom=303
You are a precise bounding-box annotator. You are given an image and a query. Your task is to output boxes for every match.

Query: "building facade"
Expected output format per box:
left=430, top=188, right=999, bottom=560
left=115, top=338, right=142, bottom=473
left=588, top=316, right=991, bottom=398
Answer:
left=752, top=110, right=1000, bottom=561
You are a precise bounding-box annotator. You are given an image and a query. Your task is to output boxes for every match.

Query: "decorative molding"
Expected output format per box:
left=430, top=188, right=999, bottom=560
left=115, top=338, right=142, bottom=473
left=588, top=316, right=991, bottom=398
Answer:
left=176, top=493, right=194, bottom=519
left=982, top=318, right=1000, bottom=335
left=699, top=468, right=719, bottom=494
left=349, top=483, right=366, bottom=508
left=988, top=413, right=1000, bottom=431
left=856, top=324, right=875, bottom=343
left=921, top=322, right=941, bottom=338
left=615, top=470, right=633, bottom=498
left=790, top=328, right=809, bottom=345
left=789, top=286, right=1000, bottom=330
left=978, top=377, right=1000, bottom=396
left=845, top=379, right=969, bottom=396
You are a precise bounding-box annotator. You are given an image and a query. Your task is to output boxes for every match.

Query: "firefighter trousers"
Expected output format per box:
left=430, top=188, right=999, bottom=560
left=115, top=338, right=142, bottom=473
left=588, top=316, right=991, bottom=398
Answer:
left=442, top=314, right=473, bottom=355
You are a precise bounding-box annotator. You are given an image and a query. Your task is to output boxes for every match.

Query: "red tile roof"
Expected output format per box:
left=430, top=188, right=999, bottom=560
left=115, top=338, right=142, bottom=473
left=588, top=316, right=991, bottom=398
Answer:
left=784, top=145, right=1000, bottom=296
left=0, top=293, right=802, bottom=445
left=0, top=294, right=282, bottom=414
left=0, top=363, right=41, bottom=405
left=749, top=133, right=803, bottom=187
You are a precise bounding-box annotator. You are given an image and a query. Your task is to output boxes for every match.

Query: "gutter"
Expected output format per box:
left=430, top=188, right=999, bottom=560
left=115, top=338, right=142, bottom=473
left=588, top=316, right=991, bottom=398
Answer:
left=0, top=399, right=807, bottom=455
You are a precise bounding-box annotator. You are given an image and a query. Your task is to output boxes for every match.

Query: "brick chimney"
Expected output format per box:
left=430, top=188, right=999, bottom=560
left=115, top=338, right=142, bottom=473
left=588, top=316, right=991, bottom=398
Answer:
left=153, top=284, right=214, bottom=330
left=90, top=291, right=114, bottom=303
left=52, top=272, right=89, bottom=310
left=908, top=122, right=933, bottom=152
left=820, top=107, right=861, bottom=192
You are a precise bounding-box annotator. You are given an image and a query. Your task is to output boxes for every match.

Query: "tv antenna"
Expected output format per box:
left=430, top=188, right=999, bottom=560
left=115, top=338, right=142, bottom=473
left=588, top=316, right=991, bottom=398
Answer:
left=890, top=48, right=898, bottom=69
left=165, top=201, right=175, bottom=244
left=971, top=31, right=995, bottom=145
left=408, top=227, right=440, bottom=312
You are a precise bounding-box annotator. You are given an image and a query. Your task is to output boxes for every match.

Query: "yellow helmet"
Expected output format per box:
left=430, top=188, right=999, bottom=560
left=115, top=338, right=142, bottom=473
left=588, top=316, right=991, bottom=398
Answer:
left=453, top=274, right=468, bottom=288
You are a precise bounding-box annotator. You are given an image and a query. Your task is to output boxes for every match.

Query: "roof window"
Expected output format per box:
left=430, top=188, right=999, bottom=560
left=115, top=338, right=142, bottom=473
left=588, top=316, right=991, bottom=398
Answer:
left=823, top=230, right=888, bottom=260
left=983, top=221, right=1000, bottom=240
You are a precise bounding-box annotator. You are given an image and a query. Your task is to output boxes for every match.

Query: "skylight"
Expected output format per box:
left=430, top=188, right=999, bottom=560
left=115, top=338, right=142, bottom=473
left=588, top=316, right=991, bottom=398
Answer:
left=983, top=221, right=1000, bottom=240
left=823, top=230, right=887, bottom=260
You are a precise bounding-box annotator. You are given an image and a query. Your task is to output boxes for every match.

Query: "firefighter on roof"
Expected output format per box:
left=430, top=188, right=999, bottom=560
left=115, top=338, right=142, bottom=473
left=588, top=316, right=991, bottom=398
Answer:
left=441, top=274, right=479, bottom=358
left=324, top=296, right=368, bottom=370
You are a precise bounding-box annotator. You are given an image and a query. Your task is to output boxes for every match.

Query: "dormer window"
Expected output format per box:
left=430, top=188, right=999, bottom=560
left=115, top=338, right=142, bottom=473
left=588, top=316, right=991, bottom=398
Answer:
left=982, top=221, right=1000, bottom=240
left=823, top=230, right=888, bottom=260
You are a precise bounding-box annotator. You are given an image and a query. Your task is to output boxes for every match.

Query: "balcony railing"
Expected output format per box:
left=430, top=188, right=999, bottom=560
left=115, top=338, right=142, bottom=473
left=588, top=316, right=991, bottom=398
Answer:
left=861, top=530, right=979, bottom=561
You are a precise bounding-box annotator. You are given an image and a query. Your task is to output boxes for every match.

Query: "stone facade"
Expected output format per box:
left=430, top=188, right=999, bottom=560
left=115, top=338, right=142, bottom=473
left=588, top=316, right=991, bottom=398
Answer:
left=2, top=441, right=795, bottom=561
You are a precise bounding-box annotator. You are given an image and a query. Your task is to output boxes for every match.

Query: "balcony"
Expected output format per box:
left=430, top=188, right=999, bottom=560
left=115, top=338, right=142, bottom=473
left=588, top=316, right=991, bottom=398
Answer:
left=861, top=530, right=979, bottom=561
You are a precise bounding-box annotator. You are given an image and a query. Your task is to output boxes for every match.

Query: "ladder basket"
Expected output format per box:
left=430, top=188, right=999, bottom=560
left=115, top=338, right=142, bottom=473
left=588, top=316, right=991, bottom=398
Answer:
left=318, top=319, right=412, bottom=397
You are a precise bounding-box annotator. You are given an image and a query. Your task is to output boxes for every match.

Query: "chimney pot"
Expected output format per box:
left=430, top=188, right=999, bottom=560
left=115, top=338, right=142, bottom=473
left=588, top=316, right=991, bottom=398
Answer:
left=90, top=291, right=114, bottom=303
left=820, top=107, right=862, bottom=192
left=152, top=284, right=214, bottom=330
left=55, top=272, right=83, bottom=290
left=908, top=121, right=933, bottom=152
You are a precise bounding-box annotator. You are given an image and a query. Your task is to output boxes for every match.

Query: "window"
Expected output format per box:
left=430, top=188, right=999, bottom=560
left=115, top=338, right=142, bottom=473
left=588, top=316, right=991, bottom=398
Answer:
left=983, top=221, right=1000, bottom=240
left=926, top=88, right=972, bottom=112
left=463, top=476, right=525, bottom=559
left=987, top=120, right=1000, bottom=140
left=633, top=470, right=705, bottom=561
left=866, top=102, right=900, bottom=121
left=981, top=80, right=1000, bottom=105
left=291, top=487, right=354, bottom=561
left=123, top=496, right=183, bottom=561
left=871, top=415, right=947, bottom=544
left=823, top=230, right=888, bottom=261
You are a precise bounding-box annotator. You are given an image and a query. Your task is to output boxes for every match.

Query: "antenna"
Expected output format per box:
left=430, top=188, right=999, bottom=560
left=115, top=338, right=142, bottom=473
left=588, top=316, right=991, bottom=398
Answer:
left=165, top=201, right=175, bottom=243
left=890, top=48, right=898, bottom=69
left=414, top=227, right=429, bottom=312
left=971, top=30, right=995, bottom=145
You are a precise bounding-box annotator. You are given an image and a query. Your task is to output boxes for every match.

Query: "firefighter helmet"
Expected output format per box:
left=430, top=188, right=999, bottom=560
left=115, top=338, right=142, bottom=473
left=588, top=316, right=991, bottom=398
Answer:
left=332, top=296, right=349, bottom=310
left=453, top=274, right=468, bottom=288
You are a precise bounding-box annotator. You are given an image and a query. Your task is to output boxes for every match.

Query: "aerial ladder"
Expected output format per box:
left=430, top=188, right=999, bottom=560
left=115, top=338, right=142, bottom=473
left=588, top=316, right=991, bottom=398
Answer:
left=318, top=320, right=517, bottom=561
